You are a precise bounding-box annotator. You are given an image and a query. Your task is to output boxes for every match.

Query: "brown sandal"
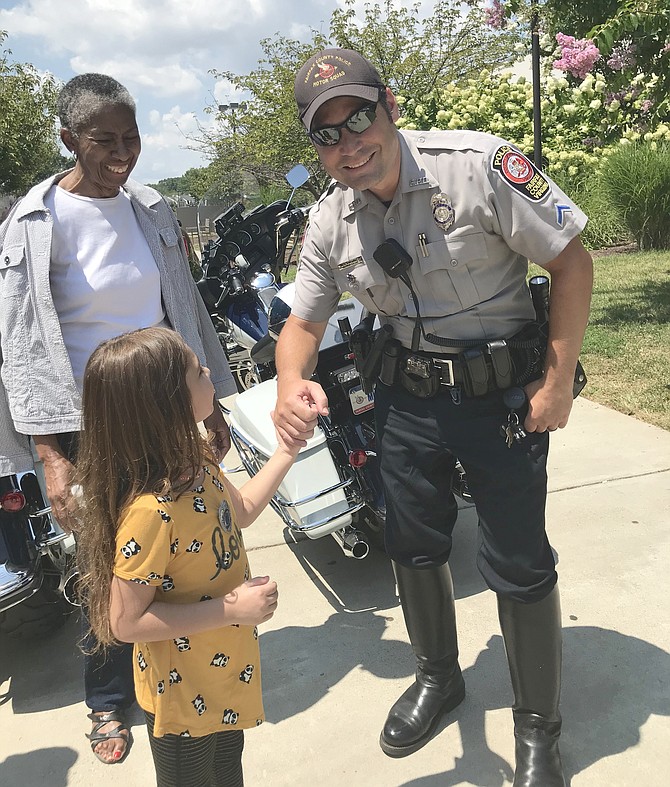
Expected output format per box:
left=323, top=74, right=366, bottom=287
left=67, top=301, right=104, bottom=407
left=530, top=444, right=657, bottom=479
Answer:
left=86, top=710, right=130, bottom=764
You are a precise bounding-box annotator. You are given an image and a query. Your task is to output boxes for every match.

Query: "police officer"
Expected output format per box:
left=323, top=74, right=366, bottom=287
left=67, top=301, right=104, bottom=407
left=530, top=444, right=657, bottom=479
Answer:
left=274, top=48, right=593, bottom=786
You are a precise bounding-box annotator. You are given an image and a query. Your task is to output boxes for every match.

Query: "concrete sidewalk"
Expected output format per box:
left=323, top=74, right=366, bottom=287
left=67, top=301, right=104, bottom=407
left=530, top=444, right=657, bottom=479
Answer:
left=1, top=397, right=669, bottom=786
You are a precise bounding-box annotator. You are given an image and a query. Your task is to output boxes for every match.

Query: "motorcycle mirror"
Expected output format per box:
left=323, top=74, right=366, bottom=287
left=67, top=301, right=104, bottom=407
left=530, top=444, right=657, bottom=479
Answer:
left=286, top=164, right=309, bottom=189
left=285, top=164, right=310, bottom=209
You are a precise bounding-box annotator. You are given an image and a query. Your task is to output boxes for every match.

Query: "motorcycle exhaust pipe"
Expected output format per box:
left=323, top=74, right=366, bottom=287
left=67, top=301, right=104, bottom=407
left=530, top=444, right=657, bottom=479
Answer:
left=60, top=568, right=83, bottom=607
left=331, top=526, right=370, bottom=560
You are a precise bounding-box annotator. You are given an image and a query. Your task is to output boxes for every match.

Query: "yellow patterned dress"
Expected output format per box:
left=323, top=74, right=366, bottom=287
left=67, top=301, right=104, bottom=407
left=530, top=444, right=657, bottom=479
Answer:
left=113, top=465, right=263, bottom=738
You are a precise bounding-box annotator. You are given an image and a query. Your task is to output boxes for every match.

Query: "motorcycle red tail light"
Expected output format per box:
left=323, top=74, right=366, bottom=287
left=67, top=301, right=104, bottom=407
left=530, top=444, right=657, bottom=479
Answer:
left=348, top=449, right=368, bottom=468
left=0, top=490, right=26, bottom=512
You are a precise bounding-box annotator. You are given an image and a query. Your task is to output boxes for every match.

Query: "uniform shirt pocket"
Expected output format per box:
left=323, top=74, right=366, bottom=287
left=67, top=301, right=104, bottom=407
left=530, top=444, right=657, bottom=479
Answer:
left=417, top=232, right=489, bottom=314
left=331, top=261, right=403, bottom=316
left=0, top=245, right=27, bottom=298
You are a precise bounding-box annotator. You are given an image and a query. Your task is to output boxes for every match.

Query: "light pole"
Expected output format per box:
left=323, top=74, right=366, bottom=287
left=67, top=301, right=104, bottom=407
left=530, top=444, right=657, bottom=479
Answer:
left=530, top=0, right=542, bottom=167
left=218, top=102, right=247, bottom=135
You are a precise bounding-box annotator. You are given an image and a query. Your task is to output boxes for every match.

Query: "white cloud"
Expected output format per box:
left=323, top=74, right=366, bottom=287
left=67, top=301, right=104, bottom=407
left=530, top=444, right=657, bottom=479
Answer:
left=135, top=105, right=213, bottom=181
left=69, top=55, right=203, bottom=98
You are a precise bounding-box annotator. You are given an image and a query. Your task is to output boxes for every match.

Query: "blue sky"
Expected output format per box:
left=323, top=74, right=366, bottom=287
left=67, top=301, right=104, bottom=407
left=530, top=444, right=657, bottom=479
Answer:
left=0, top=0, right=392, bottom=183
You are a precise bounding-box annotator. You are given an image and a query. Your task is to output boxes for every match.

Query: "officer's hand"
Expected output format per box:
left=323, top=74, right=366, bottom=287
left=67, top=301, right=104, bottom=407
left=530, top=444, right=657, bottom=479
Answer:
left=274, top=379, right=329, bottom=447
left=523, top=377, right=573, bottom=433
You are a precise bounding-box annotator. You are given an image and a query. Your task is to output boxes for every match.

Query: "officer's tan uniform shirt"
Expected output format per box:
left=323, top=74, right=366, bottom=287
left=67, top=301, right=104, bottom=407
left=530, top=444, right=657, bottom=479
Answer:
left=293, top=130, right=588, bottom=350
left=113, top=464, right=263, bottom=738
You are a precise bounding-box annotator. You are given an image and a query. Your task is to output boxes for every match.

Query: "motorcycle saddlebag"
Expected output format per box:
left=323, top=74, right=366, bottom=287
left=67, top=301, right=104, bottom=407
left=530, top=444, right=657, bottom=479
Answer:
left=228, top=380, right=354, bottom=538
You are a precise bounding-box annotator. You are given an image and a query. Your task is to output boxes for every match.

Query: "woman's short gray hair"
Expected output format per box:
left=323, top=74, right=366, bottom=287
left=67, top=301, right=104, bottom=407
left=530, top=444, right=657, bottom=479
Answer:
left=57, top=73, right=136, bottom=134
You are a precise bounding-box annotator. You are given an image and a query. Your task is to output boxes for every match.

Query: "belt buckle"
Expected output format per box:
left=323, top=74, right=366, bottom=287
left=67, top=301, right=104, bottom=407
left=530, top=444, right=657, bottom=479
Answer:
left=405, top=355, right=432, bottom=379
left=434, top=358, right=455, bottom=386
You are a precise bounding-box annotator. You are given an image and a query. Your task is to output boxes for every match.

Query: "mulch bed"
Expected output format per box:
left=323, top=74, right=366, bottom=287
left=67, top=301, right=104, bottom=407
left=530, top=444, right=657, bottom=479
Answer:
left=590, top=243, right=638, bottom=258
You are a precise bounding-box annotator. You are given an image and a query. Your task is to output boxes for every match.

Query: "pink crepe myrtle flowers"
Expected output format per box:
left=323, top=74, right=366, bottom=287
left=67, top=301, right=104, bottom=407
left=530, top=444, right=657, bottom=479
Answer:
left=484, top=0, right=507, bottom=30
left=553, top=33, right=601, bottom=79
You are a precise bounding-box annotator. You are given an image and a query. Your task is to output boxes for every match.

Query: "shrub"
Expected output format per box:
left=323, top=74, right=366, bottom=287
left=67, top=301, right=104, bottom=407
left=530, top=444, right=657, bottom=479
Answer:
left=599, top=141, right=670, bottom=250
left=552, top=170, right=631, bottom=250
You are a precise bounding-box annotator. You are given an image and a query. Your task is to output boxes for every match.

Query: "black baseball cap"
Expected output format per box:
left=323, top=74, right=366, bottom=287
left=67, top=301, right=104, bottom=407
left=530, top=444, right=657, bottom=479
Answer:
left=295, top=48, right=384, bottom=132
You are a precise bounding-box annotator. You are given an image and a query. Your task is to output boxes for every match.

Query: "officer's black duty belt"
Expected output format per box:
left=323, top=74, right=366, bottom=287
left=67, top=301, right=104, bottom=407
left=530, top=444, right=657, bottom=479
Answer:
left=381, top=340, right=522, bottom=400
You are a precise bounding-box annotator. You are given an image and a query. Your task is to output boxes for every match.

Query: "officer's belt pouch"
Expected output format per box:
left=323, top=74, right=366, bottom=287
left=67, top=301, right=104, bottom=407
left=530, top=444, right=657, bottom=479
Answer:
left=488, top=339, right=513, bottom=390
left=379, top=338, right=402, bottom=387
left=398, top=356, right=441, bottom=398
left=459, top=348, right=489, bottom=397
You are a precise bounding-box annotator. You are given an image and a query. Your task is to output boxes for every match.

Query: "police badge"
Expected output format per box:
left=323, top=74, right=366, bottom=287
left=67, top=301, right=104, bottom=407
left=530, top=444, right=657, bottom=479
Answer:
left=218, top=499, right=232, bottom=532
left=431, top=192, right=455, bottom=231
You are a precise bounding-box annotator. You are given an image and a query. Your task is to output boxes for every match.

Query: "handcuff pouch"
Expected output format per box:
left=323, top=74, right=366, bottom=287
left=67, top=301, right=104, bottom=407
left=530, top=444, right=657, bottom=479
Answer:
left=460, top=348, right=489, bottom=397
left=488, top=339, right=513, bottom=390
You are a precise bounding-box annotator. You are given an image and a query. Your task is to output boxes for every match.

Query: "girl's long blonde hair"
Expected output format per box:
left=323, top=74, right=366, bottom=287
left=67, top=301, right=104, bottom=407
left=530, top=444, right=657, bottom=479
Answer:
left=75, top=327, right=213, bottom=648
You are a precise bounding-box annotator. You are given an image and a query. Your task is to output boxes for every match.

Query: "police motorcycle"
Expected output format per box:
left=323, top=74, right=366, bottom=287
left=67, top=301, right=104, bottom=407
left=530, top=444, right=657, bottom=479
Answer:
left=228, top=285, right=386, bottom=559
left=197, top=165, right=312, bottom=392
left=0, top=455, right=78, bottom=639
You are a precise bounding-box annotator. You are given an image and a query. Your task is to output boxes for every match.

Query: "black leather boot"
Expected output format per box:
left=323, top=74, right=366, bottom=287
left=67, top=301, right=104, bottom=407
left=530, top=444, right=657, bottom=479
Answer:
left=498, top=585, right=566, bottom=787
left=380, top=561, right=465, bottom=758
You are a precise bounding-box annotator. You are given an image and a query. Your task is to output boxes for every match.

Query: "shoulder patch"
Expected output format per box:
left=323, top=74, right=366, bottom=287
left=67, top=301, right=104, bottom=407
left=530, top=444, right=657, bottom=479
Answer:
left=491, top=145, right=550, bottom=203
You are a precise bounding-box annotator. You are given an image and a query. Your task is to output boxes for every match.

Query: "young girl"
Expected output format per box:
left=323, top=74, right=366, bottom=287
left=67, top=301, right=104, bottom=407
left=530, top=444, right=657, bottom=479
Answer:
left=75, top=326, right=299, bottom=787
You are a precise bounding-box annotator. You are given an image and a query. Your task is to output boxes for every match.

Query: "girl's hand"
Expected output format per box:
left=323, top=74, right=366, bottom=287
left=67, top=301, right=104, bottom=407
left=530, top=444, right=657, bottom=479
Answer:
left=272, top=409, right=303, bottom=460
left=223, top=576, right=278, bottom=626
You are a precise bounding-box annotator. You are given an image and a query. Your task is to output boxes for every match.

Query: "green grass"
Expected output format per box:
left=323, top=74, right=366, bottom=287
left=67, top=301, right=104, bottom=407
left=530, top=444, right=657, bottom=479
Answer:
left=574, top=249, right=670, bottom=430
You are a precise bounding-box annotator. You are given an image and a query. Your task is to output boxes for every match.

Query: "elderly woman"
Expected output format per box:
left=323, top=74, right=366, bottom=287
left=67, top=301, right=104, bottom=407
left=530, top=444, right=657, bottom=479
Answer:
left=0, top=74, right=236, bottom=764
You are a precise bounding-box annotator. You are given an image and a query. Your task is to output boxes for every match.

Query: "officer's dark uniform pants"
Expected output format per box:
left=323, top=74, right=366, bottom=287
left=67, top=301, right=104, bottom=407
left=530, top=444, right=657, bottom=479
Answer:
left=375, top=382, right=566, bottom=781
left=374, top=383, right=556, bottom=602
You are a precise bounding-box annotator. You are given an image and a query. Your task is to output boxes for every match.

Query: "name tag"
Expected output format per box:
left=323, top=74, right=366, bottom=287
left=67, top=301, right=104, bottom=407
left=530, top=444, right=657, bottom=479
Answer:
left=337, top=256, right=364, bottom=270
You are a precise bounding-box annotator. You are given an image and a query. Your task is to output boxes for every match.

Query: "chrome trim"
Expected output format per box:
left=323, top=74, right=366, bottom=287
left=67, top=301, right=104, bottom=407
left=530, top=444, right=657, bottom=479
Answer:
left=331, top=526, right=370, bottom=559
left=271, top=498, right=366, bottom=533
left=29, top=506, right=51, bottom=517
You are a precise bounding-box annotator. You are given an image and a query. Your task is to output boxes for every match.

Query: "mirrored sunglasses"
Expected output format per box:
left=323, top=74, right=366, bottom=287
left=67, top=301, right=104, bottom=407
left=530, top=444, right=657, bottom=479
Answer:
left=309, top=103, right=379, bottom=147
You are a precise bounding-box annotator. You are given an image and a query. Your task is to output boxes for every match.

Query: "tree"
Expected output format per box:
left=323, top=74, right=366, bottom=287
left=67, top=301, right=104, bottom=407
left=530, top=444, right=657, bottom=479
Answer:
left=585, top=0, right=670, bottom=122
left=147, top=176, right=185, bottom=196
left=0, top=31, right=64, bottom=194
left=210, top=33, right=329, bottom=199
left=205, top=1, right=522, bottom=199
left=330, top=0, right=521, bottom=96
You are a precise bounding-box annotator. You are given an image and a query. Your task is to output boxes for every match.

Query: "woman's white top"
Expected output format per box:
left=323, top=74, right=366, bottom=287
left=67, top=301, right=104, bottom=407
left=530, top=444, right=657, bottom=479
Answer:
left=45, top=186, right=166, bottom=391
